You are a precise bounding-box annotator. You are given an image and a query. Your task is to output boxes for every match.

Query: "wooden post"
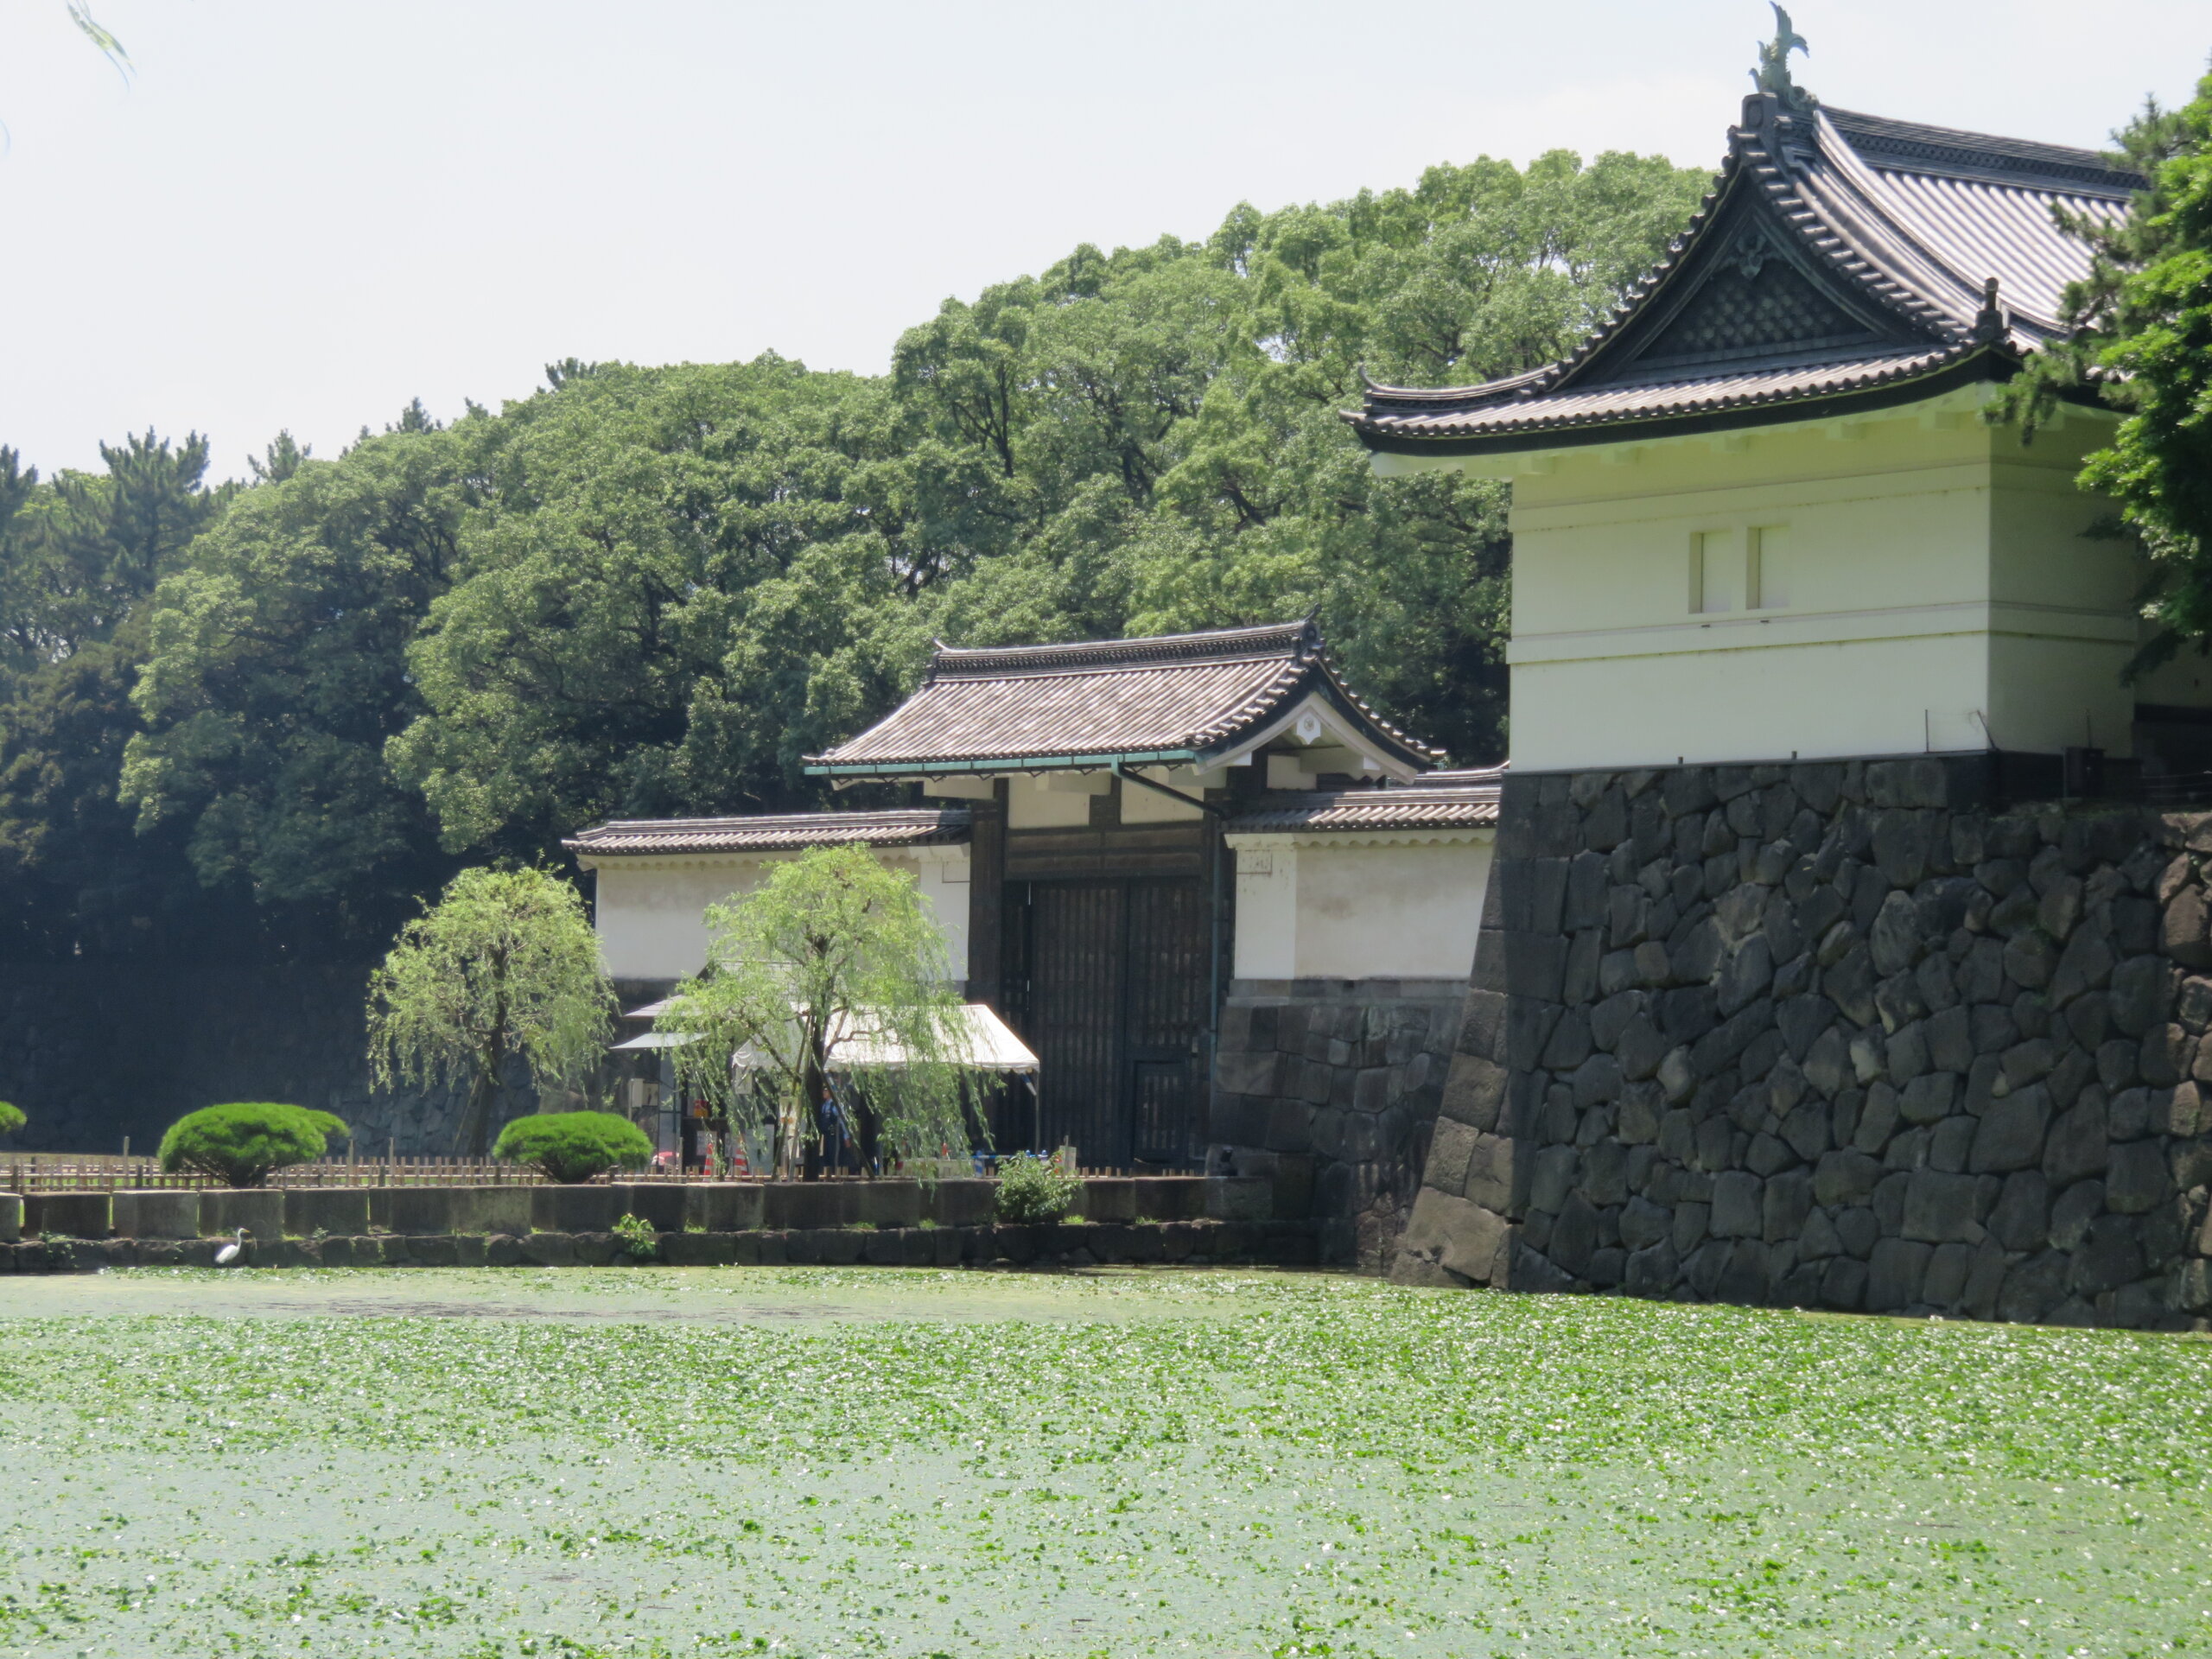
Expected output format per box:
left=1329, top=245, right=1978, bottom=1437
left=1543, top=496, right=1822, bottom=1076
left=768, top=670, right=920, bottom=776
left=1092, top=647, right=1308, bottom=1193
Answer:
left=966, top=779, right=1007, bottom=1009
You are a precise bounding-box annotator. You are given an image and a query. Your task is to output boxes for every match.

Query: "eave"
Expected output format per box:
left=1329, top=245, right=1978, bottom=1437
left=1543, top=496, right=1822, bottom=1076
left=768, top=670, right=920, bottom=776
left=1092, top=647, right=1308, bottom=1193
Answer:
left=1357, top=345, right=2023, bottom=460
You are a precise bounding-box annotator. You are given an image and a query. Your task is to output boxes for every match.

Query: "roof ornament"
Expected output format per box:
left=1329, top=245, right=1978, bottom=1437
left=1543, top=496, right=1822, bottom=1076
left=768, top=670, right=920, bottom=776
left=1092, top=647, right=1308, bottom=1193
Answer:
left=1732, top=226, right=1775, bottom=282
left=1751, top=3, right=1816, bottom=115
left=1972, top=276, right=2010, bottom=346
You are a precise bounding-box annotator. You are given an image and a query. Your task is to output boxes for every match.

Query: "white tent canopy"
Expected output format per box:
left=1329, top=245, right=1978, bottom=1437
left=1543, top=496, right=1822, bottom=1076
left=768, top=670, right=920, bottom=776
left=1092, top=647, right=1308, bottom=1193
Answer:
left=613, top=1001, right=1037, bottom=1074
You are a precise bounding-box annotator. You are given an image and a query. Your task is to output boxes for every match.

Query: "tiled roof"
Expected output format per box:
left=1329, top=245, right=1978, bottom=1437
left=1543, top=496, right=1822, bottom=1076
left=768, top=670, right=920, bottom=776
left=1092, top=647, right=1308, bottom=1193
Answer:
left=1228, top=768, right=1503, bottom=835
left=1356, top=347, right=1965, bottom=442
left=1351, top=94, right=2139, bottom=453
left=566, top=809, right=969, bottom=858
left=809, top=622, right=1442, bottom=775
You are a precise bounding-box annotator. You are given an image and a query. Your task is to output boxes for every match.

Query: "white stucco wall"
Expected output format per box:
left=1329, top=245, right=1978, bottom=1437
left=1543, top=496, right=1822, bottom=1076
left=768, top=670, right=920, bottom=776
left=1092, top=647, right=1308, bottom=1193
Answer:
left=1230, top=833, right=1493, bottom=982
left=585, top=847, right=971, bottom=986
left=1397, top=393, right=2146, bottom=772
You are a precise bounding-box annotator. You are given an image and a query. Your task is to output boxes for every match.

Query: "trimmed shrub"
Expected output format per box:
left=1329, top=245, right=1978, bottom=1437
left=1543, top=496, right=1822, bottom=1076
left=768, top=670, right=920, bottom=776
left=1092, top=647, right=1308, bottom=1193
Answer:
left=0, top=1101, right=23, bottom=1137
left=995, top=1153, right=1082, bottom=1224
left=493, top=1111, right=652, bottom=1184
left=158, top=1103, right=348, bottom=1187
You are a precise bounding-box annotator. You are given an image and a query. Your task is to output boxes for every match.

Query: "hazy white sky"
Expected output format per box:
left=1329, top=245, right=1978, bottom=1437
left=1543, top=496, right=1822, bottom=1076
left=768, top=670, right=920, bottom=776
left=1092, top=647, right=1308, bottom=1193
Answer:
left=0, top=0, right=2202, bottom=478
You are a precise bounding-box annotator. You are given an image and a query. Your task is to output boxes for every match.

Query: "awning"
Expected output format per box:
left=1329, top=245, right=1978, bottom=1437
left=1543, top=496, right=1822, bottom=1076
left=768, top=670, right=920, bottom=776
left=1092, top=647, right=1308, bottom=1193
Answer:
left=680, top=1002, right=1039, bottom=1075
left=819, top=1003, right=1039, bottom=1074
left=624, top=1001, right=1038, bottom=1073
left=609, top=1031, right=701, bottom=1052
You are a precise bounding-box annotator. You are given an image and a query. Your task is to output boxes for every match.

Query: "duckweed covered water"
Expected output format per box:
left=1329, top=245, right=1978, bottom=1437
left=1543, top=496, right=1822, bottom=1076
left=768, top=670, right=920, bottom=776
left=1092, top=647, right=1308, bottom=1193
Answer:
left=0, top=1266, right=2205, bottom=1657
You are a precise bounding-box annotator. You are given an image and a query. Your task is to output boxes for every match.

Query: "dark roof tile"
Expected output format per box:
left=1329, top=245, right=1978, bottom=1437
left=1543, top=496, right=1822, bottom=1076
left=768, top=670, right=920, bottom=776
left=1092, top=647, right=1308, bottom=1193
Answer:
left=1228, top=769, right=1503, bottom=835
left=809, top=622, right=1441, bottom=774
left=566, top=809, right=969, bottom=857
left=1350, top=96, right=2139, bottom=452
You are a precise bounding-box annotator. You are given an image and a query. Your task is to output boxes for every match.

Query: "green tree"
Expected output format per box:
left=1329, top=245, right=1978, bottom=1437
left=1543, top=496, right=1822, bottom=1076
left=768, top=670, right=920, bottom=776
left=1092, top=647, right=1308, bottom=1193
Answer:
left=366, top=866, right=613, bottom=1155
left=1998, top=68, right=2212, bottom=668
left=0, top=433, right=230, bottom=953
left=388, top=359, right=922, bottom=855
left=121, top=421, right=467, bottom=921
left=660, top=844, right=988, bottom=1179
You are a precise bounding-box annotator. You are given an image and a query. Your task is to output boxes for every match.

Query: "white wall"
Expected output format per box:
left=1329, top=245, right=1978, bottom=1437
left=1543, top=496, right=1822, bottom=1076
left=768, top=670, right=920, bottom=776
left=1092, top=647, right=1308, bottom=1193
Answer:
left=587, top=848, right=970, bottom=986
left=1230, top=834, right=1492, bottom=982
left=1119, top=766, right=1205, bottom=823
left=1426, top=397, right=2150, bottom=772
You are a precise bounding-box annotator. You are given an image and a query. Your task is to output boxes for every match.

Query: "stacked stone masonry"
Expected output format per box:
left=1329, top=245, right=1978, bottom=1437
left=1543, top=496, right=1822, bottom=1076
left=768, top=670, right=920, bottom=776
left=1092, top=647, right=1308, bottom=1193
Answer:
left=1395, top=760, right=2212, bottom=1332
left=0, top=1219, right=1321, bottom=1274
left=0, top=955, right=541, bottom=1157
left=1212, top=980, right=1463, bottom=1271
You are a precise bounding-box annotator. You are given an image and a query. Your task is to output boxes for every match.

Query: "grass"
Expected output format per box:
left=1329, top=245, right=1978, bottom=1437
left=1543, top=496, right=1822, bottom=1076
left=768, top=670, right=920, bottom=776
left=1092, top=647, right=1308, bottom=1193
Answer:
left=0, top=1267, right=2206, bottom=1657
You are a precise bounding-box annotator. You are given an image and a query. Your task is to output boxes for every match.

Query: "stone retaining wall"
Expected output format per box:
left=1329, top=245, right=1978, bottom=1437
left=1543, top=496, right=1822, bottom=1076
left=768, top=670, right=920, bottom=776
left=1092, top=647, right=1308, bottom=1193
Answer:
left=1396, top=760, right=2212, bottom=1332
left=0, top=1217, right=1321, bottom=1274
left=1211, top=979, right=1463, bottom=1271
left=3, top=1174, right=1269, bottom=1243
left=0, top=955, right=529, bottom=1157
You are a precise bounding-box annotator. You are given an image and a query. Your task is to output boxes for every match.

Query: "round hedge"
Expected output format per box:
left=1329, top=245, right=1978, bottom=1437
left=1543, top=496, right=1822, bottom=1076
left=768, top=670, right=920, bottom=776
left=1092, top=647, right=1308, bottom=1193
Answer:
left=0, top=1101, right=23, bottom=1137
left=158, top=1103, right=348, bottom=1187
left=493, top=1110, right=653, bottom=1184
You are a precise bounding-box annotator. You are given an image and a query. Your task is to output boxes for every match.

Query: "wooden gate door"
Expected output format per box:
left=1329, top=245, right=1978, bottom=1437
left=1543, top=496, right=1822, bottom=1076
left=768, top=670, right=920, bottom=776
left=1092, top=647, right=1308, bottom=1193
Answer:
left=1013, top=880, right=1208, bottom=1168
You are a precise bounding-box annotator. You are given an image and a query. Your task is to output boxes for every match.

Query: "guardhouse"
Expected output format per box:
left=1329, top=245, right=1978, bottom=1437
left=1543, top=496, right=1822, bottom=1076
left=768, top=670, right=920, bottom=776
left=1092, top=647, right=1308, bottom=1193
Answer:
left=1349, top=80, right=2195, bottom=779
left=1351, top=48, right=2212, bottom=1322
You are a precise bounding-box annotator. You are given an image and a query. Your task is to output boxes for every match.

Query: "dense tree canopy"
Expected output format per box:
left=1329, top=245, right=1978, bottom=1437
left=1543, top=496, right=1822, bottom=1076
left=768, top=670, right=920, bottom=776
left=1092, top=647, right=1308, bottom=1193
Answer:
left=0, top=433, right=230, bottom=951
left=1999, top=67, right=2212, bottom=671
left=0, top=146, right=1708, bottom=956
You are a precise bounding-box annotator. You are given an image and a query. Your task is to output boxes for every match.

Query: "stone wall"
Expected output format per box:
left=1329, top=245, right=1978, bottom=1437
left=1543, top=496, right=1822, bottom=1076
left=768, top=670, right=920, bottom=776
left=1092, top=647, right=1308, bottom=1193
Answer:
left=1211, top=977, right=1462, bottom=1270
left=0, top=954, right=528, bottom=1157
left=1395, top=759, right=2212, bottom=1332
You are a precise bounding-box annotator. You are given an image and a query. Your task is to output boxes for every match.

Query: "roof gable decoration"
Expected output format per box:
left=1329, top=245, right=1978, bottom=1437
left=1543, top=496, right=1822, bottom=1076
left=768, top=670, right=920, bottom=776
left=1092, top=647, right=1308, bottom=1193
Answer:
left=1349, top=22, right=2141, bottom=457
left=804, top=621, right=1445, bottom=785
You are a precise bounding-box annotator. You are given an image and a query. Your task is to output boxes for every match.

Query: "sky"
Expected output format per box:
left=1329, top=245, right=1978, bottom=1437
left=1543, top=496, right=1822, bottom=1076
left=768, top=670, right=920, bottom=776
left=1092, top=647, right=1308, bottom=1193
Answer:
left=0, top=0, right=2203, bottom=480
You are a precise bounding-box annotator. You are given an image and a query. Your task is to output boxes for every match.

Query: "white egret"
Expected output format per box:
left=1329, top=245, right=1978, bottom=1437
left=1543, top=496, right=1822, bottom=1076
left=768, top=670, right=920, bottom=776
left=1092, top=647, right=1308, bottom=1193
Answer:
left=214, top=1227, right=248, bottom=1267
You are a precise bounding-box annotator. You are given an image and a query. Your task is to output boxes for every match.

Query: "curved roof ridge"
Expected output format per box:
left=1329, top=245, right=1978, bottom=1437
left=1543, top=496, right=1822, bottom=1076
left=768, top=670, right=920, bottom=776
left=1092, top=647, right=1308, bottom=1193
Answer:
left=1821, top=105, right=2142, bottom=196
left=925, top=620, right=1318, bottom=682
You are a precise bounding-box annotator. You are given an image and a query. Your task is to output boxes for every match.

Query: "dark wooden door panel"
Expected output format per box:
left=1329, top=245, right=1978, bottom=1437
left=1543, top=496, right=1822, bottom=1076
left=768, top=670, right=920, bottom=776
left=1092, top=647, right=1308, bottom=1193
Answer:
left=1127, top=883, right=1207, bottom=1054
left=1132, top=1060, right=1201, bottom=1168
left=1011, top=878, right=1209, bottom=1170
left=1030, top=883, right=1127, bottom=1163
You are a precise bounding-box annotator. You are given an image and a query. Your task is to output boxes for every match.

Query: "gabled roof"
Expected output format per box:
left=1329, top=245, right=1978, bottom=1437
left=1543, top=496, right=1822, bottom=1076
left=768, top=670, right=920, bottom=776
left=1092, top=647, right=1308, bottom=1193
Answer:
left=566, top=807, right=969, bottom=860
left=806, top=621, right=1444, bottom=779
left=1227, top=768, right=1503, bottom=836
left=1351, top=93, right=2139, bottom=455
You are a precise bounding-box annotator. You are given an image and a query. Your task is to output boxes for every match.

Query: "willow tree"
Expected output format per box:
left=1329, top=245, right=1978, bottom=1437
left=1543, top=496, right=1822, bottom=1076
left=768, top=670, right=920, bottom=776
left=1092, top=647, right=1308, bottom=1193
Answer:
left=659, top=843, right=986, bottom=1179
left=367, top=866, right=613, bottom=1154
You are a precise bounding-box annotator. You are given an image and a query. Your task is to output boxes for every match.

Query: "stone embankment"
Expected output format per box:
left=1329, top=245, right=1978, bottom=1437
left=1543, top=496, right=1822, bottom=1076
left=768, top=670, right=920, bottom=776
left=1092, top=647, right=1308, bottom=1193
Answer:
left=0, top=1173, right=1318, bottom=1273
left=0, top=1219, right=1319, bottom=1274
left=1212, top=980, right=1464, bottom=1272
left=1398, top=760, right=2212, bottom=1331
